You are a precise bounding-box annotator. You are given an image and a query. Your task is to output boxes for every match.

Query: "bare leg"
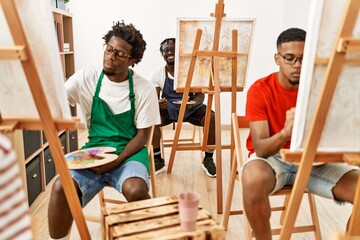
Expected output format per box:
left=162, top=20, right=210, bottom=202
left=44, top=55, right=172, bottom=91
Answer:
left=242, top=160, right=276, bottom=240
left=48, top=177, right=80, bottom=238
left=122, top=177, right=150, bottom=202
left=152, top=125, right=162, bottom=149
left=332, top=169, right=360, bottom=204
left=332, top=169, right=360, bottom=230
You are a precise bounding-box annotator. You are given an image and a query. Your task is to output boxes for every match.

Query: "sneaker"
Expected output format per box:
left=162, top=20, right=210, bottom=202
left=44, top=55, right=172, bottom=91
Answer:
left=154, top=158, right=166, bottom=175
left=202, top=157, right=216, bottom=178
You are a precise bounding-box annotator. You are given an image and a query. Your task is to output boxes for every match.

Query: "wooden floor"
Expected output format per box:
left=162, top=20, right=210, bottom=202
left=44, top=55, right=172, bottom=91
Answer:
left=32, top=125, right=352, bottom=239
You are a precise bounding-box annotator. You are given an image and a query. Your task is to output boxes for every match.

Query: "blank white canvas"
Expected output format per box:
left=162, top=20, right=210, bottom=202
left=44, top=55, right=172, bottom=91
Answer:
left=0, top=0, right=71, bottom=120
left=291, top=0, right=360, bottom=152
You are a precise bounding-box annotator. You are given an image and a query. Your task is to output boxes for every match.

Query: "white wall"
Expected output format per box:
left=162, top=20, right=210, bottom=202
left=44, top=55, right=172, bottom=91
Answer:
left=67, top=0, right=310, bottom=124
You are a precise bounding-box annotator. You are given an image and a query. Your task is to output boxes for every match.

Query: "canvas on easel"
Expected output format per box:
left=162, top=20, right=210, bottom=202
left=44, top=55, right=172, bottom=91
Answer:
left=0, top=1, right=71, bottom=119
left=166, top=0, right=255, bottom=214
left=291, top=0, right=360, bottom=152
left=279, top=0, right=360, bottom=238
left=175, top=17, right=255, bottom=91
left=0, top=0, right=90, bottom=239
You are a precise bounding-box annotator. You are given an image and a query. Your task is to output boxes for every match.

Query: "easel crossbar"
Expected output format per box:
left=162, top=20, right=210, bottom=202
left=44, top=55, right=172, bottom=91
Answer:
left=0, top=118, right=79, bottom=133
left=0, top=46, right=28, bottom=60
left=195, top=50, right=239, bottom=58
left=280, top=150, right=360, bottom=164
left=337, top=37, right=360, bottom=52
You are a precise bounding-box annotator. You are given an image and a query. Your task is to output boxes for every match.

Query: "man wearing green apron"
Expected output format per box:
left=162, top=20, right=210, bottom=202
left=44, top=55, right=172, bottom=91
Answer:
left=150, top=38, right=216, bottom=178
left=48, top=21, right=160, bottom=240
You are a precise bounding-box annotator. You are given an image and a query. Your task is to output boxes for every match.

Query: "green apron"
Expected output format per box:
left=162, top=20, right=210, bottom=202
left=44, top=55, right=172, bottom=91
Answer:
left=81, top=70, right=150, bottom=171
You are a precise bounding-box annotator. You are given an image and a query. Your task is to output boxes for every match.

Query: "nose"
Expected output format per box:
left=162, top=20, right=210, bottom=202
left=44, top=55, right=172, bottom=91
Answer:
left=293, top=58, right=302, bottom=67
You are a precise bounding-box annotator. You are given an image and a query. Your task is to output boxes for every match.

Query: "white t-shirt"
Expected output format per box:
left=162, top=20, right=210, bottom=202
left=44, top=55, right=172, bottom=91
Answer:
left=65, top=66, right=160, bottom=129
left=150, top=65, right=173, bottom=91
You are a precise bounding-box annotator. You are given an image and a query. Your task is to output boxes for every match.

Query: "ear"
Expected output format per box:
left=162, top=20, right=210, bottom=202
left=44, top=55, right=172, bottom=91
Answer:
left=129, top=59, right=136, bottom=67
left=274, top=53, right=280, bottom=66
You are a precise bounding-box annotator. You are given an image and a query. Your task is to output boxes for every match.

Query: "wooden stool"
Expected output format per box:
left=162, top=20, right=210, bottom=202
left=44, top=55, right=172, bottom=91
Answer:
left=102, top=195, right=225, bottom=240
left=223, top=113, right=322, bottom=239
left=161, top=122, right=202, bottom=158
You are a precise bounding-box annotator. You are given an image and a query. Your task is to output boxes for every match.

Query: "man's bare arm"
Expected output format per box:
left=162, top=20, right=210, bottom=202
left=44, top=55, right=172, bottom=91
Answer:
left=250, top=108, right=295, bottom=158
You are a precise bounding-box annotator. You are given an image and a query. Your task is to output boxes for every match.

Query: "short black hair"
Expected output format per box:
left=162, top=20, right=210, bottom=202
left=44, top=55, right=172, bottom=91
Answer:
left=276, top=28, right=306, bottom=49
left=159, top=38, right=175, bottom=53
left=103, top=20, right=146, bottom=64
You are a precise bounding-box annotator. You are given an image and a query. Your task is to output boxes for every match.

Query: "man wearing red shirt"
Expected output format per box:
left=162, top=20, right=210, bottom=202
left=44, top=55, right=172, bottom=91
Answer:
left=243, top=28, right=360, bottom=239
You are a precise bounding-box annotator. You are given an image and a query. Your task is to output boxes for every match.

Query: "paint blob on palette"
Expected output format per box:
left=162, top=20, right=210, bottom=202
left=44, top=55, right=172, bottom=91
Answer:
left=65, top=146, right=118, bottom=169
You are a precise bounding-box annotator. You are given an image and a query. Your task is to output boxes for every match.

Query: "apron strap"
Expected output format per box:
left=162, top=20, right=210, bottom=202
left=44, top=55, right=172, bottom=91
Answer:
left=128, top=69, right=135, bottom=112
left=95, top=71, right=105, bottom=97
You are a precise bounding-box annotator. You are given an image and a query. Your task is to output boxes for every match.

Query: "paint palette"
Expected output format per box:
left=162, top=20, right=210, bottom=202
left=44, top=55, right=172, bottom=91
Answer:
left=65, top=146, right=118, bottom=170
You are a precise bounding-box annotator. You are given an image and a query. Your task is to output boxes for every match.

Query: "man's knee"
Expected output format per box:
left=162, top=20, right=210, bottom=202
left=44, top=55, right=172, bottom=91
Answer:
left=242, top=161, right=276, bottom=198
left=122, top=178, right=149, bottom=202
left=50, top=177, right=81, bottom=204
left=51, top=178, right=66, bottom=198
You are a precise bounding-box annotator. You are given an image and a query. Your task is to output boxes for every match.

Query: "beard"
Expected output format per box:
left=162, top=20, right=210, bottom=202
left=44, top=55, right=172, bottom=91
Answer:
left=166, top=60, right=175, bottom=66
left=288, top=78, right=299, bottom=85
left=103, top=69, right=116, bottom=76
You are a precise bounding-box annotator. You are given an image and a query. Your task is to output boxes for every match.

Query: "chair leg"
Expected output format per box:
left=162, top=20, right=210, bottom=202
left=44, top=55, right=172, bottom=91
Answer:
left=98, top=189, right=106, bottom=209
left=223, top=151, right=238, bottom=230
left=308, top=193, right=322, bottom=240
left=149, top=145, right=157, bottom=198
left=160, top=127, right=165, bottom=160
left=280, top=194, right=290, bottom=225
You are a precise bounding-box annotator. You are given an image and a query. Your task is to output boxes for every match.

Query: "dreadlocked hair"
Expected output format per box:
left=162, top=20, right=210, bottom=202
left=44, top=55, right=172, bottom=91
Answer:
left=159, top=38, right=175, bottom=54
left=103, top=20, right=146, bottom=64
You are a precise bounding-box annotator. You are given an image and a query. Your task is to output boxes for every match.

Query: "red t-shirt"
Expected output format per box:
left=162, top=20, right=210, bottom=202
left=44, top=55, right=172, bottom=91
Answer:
left=245, top=72, right=298, bottom=156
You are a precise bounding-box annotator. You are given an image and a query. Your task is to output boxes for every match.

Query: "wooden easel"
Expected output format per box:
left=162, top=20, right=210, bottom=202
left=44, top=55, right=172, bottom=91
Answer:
left=166, top=0, right=246, bottom=214
left=0, top=0, right=91, bottom=239
left=279, top=0, right=360, bottom=238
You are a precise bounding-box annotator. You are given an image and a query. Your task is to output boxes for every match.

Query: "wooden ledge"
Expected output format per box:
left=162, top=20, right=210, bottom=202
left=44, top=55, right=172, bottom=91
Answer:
left=0, top=117, right=80, bottom=132
left=280, top=149, right=360, bottom=166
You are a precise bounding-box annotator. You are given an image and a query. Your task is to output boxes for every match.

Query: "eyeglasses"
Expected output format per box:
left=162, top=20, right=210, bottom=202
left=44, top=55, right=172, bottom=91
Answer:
left=278, top=53, right=303, bottom=65
left=162, top=47, right=175, bottom=54
left=104, top=44, right=131, bottom=59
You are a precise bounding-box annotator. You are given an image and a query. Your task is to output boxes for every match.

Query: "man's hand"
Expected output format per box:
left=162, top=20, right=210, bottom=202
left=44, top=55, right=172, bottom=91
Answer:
left=90, top=157, right=121, bottom=174
left=159, top=98, right=168, bottom=109
left=281, top=107, right=296, bottom=139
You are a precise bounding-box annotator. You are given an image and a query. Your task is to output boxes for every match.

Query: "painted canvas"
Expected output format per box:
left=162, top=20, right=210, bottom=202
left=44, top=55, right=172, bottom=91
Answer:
left=290, top=0, right=360, bottom=152
left=175, top=18, right=255, bottom=90
left=0, top=0, right=71, bottom=119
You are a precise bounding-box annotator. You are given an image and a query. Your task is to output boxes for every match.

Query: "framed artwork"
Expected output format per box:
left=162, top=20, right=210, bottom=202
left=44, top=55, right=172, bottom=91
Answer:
left=0, top=0, right=71, bottom=120
left=175, top=17, right=255, bottom=91
left=290, top=0, right=360, bottom=152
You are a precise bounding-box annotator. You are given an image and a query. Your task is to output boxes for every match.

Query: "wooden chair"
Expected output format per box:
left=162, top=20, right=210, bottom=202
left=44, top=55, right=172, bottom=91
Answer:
left=161, top=122, right=202, bottom=158
left=222, top=113, right=322, bottom=239
left=85, top=125, right=157, bottom=223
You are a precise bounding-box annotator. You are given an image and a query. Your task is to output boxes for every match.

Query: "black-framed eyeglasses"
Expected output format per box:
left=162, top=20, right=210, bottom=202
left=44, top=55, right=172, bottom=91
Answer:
left=104, top=44, right=131, bottom=60
left=278, top=53, right=303, bottom=65
left=162, top=47, right=175, bottom=55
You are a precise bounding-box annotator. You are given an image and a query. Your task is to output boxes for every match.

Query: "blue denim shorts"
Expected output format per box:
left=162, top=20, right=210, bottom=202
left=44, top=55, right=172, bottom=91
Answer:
left=70, top=160, right=149, bottom=206
left=243, top=153, right=357, bottom=204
